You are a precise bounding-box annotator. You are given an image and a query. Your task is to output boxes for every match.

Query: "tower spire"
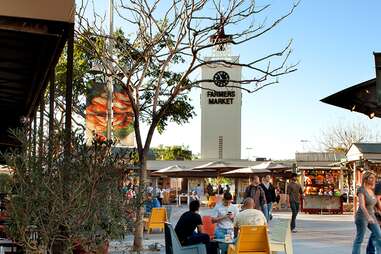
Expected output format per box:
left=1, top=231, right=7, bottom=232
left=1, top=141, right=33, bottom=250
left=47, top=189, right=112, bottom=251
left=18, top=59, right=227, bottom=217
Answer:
left=210, top=16, right=233, bottom=51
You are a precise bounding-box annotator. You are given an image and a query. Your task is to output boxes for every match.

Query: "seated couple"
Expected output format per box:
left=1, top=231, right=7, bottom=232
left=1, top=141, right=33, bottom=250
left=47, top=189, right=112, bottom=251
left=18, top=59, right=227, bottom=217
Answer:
left=174, top=197, right=266, bottom=254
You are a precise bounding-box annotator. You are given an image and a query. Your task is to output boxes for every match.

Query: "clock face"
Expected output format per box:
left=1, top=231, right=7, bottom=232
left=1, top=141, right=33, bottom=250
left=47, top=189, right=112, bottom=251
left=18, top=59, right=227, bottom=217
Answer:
left=213, top=71, right=230, bottom=87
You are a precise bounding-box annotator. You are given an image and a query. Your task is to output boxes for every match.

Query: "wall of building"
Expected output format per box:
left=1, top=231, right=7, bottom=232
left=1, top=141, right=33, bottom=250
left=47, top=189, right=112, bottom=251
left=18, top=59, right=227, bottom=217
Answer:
left=200, top=57, right=242, bottom=160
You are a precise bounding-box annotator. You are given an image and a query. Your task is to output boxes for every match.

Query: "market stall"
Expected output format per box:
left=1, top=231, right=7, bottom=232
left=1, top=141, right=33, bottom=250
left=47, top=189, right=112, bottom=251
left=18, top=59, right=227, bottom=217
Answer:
left=346, top=143, right=381, bottom=213
left=302, top=169, right=343, bottom=214
left=296, top=152, right=346, bottom=214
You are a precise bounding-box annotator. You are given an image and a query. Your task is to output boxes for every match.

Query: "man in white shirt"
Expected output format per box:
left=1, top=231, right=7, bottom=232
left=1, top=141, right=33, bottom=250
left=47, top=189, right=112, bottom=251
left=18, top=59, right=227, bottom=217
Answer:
left=157, top=185, right=164, bottom=206
left=211, top=192, right=239, bottom=239
left=146, top=182, right=154, bottom=194
left=233, top=197, right=267, bottom=236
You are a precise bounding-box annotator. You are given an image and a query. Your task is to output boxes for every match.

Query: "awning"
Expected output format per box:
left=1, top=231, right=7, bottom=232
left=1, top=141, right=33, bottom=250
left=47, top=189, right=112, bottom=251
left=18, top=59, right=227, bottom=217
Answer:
left=151, top=165, right=193, bottom=177
left=0, top=1, right=74, bottom=150
left=321, top=53, right=381, bottom=119
left=251, top=161, right=291, bottom=171
left=321, top=78, right=379, bottom=119
left=222, top=167, right=270, bottom=178
left=191, top=160, right=243, bottom=173
left=298, top=166, right=342, bottom=170
left=150, top=165, right=220, bottom=178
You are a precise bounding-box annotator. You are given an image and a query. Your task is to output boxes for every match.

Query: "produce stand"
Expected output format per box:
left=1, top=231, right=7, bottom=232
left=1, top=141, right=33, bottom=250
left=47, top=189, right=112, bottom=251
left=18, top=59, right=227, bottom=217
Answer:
left=296, top=152, right=347, bottom=215
left=302, top=169, right=344, bottom=214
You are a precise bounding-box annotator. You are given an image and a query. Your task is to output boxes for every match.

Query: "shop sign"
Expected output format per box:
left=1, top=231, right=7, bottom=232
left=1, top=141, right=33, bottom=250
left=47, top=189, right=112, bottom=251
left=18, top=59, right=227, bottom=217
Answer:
left=207, top=90, right=235, bottom=105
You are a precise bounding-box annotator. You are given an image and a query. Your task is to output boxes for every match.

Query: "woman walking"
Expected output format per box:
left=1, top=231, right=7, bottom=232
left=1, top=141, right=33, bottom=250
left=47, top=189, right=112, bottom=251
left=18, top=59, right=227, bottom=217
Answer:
left=352, top=171, right=381, bottom=254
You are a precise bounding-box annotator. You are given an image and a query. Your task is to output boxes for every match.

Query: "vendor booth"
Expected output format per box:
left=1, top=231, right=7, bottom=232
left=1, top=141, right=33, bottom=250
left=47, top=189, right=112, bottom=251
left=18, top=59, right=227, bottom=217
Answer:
left=296, top=152, right=346, bottom=214
left=346, top=143, right=381, bottom=213
left=148, top=160, right=293, bottom=207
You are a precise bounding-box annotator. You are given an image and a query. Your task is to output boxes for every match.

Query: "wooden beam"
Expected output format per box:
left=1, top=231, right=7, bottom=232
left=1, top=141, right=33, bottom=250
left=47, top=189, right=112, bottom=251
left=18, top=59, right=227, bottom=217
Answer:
left=38, top=95, right=44, bottom=162
left=64, top=24, right=74, bottom=158
left=48, top=70, right=55, bottom=168
left=32, top=115, right=37, bottom=160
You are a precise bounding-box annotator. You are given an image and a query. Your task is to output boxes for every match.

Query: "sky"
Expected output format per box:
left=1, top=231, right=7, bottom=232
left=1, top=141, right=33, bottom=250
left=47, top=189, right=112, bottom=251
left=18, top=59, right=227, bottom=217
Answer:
left=85, top=0, right=381, bottom=160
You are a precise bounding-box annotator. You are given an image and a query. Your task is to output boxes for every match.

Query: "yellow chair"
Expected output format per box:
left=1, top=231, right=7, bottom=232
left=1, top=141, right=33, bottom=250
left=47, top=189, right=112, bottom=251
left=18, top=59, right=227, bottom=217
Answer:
left=228, top=225, right=271, bottom=254
left=148, top=207, right=167, bottom=233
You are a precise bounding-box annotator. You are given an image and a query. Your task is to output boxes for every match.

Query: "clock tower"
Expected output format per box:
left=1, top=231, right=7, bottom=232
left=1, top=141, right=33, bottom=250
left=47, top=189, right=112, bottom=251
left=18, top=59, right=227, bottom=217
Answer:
left=200, top=18, right=242, bottom=160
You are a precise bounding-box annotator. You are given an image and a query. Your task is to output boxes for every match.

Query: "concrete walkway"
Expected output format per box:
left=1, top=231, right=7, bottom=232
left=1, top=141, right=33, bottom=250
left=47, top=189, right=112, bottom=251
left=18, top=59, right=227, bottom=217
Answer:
left=276, top=213, right=355, bottom=254
left=109, top=206, right=367, bottom=254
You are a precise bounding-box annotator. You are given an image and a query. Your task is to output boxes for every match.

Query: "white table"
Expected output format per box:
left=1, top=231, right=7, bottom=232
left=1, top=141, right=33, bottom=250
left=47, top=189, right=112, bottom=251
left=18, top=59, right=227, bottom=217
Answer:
left=177, top=194, right=189, bottom=206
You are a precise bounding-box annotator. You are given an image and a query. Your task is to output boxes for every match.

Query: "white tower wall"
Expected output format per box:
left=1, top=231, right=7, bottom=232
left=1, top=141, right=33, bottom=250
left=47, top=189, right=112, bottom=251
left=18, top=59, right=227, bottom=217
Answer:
left=200, top=56, right=242, bottom=160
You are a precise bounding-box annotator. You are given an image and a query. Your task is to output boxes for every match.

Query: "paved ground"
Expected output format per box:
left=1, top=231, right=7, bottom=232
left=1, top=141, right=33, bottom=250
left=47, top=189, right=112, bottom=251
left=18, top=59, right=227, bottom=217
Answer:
left=109, top=205, right=368, bottom=254
left=276, top=213, right=355, bottom=254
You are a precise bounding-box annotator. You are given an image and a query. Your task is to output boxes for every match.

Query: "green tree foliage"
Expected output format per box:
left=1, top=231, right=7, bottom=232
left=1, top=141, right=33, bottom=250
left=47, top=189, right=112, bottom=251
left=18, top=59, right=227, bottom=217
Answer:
left=54, top=36, right=95, bottom=120
left=53, top=31, right=195, bottom=132
left=153, top=145, right=192, bottom=160
left=76, top=0, right=298, bottom=250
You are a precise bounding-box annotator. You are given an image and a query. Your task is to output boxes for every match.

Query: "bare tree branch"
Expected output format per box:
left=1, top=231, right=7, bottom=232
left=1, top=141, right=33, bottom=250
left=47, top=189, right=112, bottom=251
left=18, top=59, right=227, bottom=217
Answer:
left=319, top=121, right=381, bottom=152
left=76, top=0, right=299, bottom=250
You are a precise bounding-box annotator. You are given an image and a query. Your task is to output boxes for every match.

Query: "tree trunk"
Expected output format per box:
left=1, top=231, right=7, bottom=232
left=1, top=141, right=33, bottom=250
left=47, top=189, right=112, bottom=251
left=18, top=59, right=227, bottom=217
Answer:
left=132, top=156, right=147, bottom=252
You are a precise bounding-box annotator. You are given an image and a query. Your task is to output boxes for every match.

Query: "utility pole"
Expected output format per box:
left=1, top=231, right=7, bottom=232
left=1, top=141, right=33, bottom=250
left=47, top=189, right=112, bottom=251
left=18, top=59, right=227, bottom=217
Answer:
left=106, top=0, right=114, bottom=140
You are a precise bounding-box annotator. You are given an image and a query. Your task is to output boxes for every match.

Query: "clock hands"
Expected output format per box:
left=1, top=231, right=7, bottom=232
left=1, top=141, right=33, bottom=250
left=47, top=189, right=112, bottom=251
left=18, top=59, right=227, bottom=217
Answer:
left=213, top=71, right=229, bottom=87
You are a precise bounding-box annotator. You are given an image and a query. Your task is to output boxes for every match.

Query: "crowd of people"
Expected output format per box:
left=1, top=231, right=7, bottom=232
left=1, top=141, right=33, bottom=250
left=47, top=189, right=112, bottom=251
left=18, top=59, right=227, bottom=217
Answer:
left=123, top=170, right=381, bottom=254
left=174, top=173, right=303, bottom=254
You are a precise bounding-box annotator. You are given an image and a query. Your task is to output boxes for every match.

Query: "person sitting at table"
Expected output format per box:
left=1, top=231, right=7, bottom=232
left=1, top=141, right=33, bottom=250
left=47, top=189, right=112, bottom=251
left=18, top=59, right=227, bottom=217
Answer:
left=144, top=192, right=160, bottom=216
left=212, top=192, right=239, bottom=239
left=190, top=190, right=200, bottom=202
left=233, top=197, right=267, bottom=237
left=175, top=200, right=218, bottom=254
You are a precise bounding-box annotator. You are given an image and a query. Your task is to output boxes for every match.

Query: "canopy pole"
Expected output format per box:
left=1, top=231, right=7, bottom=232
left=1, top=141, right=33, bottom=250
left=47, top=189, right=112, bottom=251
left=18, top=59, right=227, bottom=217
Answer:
left=353, top=161, right=357, bottom=215
left=187, top=178, right=190, bottom=206
left=48, top=70, right=55, bottom=169
left=234, top=178, right=239, bottom=203
left=176, top=178, right=179, bottom=207
left=64, top=24, right=74, bottom=158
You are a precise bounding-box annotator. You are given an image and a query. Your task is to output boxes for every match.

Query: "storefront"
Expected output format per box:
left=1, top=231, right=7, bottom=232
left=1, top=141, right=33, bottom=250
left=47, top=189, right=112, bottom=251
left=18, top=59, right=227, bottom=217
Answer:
left=296, top=152, right=346, bottom=214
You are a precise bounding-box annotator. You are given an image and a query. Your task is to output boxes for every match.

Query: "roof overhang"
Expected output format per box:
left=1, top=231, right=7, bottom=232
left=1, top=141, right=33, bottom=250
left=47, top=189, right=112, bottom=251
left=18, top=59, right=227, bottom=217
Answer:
left=298, top=166, right=343, bottom=170
left=0, top=0, right=74, bottom=23
left=0, top=1, right=74, bottom=149
left=321, top=78, right=379, bottom=118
